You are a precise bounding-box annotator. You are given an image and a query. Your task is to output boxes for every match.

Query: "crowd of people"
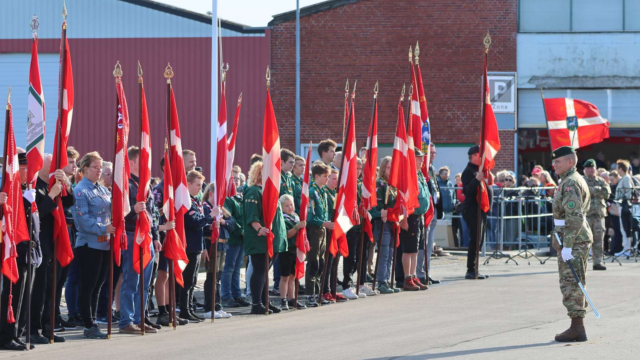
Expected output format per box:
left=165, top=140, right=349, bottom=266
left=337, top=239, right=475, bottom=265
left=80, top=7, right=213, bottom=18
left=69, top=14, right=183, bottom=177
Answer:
left=1, top=138, right=637, bottom=351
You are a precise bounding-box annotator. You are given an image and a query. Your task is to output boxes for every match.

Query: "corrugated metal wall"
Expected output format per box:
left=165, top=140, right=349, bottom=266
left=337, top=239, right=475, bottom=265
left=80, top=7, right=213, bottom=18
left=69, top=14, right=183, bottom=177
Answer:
left=0, top=0, right=270, bottom=177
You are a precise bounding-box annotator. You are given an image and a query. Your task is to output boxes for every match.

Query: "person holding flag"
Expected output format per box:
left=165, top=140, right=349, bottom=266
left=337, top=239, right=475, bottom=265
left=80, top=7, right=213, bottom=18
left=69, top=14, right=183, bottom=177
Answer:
left=278, top=194, right=307, bottom=310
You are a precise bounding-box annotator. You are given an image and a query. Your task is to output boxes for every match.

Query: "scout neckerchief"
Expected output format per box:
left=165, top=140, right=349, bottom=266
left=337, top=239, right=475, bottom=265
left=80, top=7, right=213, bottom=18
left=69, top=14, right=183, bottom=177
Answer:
left=283, top=212, right=300, bottom=223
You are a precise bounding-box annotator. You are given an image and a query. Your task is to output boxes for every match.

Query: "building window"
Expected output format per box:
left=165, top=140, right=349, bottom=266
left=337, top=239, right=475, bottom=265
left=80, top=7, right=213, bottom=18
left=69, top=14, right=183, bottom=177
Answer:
left=519, top=0, right=636, bottom=32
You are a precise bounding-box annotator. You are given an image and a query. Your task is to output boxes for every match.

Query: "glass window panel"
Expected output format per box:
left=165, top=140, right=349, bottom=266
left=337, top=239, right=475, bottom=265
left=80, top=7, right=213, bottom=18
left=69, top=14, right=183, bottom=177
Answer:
left=518, top=89, right=567, bottom=128
left=611, top=89, right=640, bottom=125
left=573, top=0, right=623, bottom=32
left=625, top=0, right=640, bottom=31
left=519, top=0, right=571, bottom=32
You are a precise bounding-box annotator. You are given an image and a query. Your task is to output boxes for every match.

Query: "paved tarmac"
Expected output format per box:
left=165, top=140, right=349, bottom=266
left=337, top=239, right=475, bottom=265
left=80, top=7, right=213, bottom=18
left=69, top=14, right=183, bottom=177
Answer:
left=1, top=252, right=638, bottom=359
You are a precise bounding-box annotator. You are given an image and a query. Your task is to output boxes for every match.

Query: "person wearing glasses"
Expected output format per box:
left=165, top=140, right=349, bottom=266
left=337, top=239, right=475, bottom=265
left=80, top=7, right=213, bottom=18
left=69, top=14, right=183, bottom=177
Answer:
left=73, top=152, right=116, bottom=340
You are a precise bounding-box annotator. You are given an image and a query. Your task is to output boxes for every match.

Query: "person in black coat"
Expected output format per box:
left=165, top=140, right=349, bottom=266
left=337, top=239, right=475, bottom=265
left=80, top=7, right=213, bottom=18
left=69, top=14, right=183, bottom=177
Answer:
left=461, top=145, right=493, bottom=280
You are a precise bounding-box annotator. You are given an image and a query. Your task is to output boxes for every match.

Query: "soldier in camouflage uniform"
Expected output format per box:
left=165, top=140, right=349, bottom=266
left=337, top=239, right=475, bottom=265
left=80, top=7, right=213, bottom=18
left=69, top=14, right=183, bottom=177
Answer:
left=582, top=159, right=611, bottom=270
left=551, top=146, right=593, bottom=342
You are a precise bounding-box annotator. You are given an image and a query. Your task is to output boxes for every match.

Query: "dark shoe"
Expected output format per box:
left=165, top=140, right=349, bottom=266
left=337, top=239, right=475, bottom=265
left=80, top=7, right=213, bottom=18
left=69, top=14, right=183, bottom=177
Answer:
left=13, top=338, right=34, bottom=350
left=465, top=272, right=488, bottom=280
left=428, top=277, right=441, bottom=284
left=268, top=302, right=282, bottom=314
left=234, top=297, right=251, bottom=307
left=306, top=296, right=319, bottom=308
left=180, top=310, right=201, bottom=323
left=29, top=333, right=49, bottom=345
left=221, top=298, right=241, bottom=308
left=46, top=334, right=65, bottom=343
left=156, top=313, right=169, bottom=327
left=176, top=317, right=189, bottom=326
left=289, top=299, right=307, bottom=310
left=269, top=289, right=280, bottom=296
left=60, top=317, right=77, bottom=330
left=68, top=315, right=84, bottom=327
left=194, top=301, right=205, bottom=310
left=0, top=340, right=26, bottom=351
left=279, top=299, right=289, bottom=311
left=83, top=325, right=108, bottom=339
left=555, top=318, right=587, bottom=342
left=593, top=264, right=607, bottom=271
left=112, top=310, right=122, bottom=321
left=189, top=310, right=204, bottom=321
left=52, top=323, right=64, bottom=332
left=145, top=317, right=162, bottom=330
left=250, top=304, right=271, bottom=315
left=366, top=273, right=374, bottom=283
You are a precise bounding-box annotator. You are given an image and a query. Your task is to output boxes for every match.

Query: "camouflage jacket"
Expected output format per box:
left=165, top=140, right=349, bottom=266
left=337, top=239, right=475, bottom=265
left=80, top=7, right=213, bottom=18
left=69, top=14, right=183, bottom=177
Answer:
left=583, top=175, right=611, bottom=218
left=552, top=167, right=593, bottom=249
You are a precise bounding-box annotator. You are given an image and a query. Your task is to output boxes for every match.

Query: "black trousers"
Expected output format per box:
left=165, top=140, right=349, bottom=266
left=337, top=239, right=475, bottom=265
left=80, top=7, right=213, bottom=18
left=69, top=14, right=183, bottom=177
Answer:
left=96, top=257, right=121, bottom=318
left=30, top=253, right=64, bottom=334
left=358, top=232, right=371, bottom=286
left=203, top=272, right=221, bottom=312
left=322, top=253, right=335, bottom=294
left=179, top=252, right=201, bottom=312
left=249, top=254, right=268, bottom=306
left=77, top=245, right=110, bottom=329
left=342, top=228, right=361, bottom=288
left=463, top=208, right=487, bottom=273
left=0, top=262, right=32, bottom=345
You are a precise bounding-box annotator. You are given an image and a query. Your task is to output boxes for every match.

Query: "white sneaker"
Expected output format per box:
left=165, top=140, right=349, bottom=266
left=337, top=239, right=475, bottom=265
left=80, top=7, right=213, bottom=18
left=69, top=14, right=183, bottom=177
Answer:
left=342, top=287, right=358, bottom=300
left=358, top=290, right=366, bottom=298
left=216, top=310, right=232, bottom=319
left=359, top=285, right=377, bottom=296
left=204, top=311, right=212, bottom=319
left=615, top=249, right=631, bottom=257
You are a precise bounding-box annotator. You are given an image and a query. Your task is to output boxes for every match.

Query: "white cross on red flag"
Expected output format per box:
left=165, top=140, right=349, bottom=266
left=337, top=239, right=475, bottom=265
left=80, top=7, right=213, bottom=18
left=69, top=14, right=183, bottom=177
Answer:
left=295, top=145, right=312, bottom=280
left=262, top=85, right=281, bottom=258
left=225, top=94, right=242, bottom=197
left=361, top=93, right=378, bottom=243
left=112, top=76, right=131, bottom=266
left=169, top=84, right=191, bottom=248
left=134, top=77, right=152, bottom=273
left=543, top=98, right=609, bottom=150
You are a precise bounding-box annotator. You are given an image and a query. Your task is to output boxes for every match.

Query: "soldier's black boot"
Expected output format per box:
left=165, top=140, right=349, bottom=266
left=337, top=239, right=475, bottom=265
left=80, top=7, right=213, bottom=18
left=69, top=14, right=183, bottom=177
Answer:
left=593, top=264, right=607, bottom=271
left=555, top=317, right=587, bottom=342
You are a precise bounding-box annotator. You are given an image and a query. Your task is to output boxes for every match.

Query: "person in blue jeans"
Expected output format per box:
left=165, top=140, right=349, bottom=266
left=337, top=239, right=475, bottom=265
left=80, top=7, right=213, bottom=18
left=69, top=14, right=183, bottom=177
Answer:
left=118, top=147, right=164, bottom=334
left=219, top=194, right=248, bottom=307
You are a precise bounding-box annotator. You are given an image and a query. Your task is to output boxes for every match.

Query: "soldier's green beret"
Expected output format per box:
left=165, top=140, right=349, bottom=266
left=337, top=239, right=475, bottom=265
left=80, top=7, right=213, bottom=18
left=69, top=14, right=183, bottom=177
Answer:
left=551, top=146, right=576, bottom=159
left=583, top=159, right=596, bottom=168
left=415, top=147, right=424, bottom=157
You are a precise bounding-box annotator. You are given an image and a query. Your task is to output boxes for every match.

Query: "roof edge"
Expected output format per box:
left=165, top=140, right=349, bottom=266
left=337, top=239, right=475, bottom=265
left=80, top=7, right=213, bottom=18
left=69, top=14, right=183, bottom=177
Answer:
left=268, top=0, right=367, bottom=26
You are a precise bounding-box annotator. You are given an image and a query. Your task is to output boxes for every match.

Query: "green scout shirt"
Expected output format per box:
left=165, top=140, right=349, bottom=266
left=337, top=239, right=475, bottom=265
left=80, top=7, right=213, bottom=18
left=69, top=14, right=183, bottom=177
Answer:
left=415, top=172, right=432, bottom=216
left=326, top=187, right=337, bottom=222
left=224, top=196, right=244, bottom=246
left=583, top=175, right=611, bottom=218
left=552, top=167, right=593, bottom=249
left=370, top=178, right=397, bottom=220
left=283, top=212, right=300, bottom=253
left=308, top=181, right=329, bottom=227
left=292, top=175, right=303, bottom=215
left=280, top=171, right=294, bottom=197
left=242, top=185, right=287, bottom=256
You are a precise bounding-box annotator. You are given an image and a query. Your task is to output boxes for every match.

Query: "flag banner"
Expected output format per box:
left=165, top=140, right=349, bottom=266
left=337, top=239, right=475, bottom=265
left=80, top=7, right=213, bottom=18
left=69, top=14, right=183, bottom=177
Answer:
left=48, top=22, right=74, bottom=267
left=361, top=94, right=378, bottom=243
left=415, top=47, right=432, bottom=178
left=478, top=56, right=501, bottom=213
left=262, top=86, right=281, bottom=258
left=295, top=145, right=312, bottom=280
left=389, top=94, right=412, bottom=223
left=212, top=80, right=228, bottom=244
left=405, top=85, right=420, bottom=212
left=330, top=97, right=358, bottom=257
left=160, top=145, right=188, bottom=286
left=543, top=98, right=609, bottom=150
left=226, top=94, right=242, bottom=197
left=169, top=85, right=191, bottom=248
left=112, top=75, right=131, bottom=266
left=133, top=78, right=152, bottom=273
left=26, top=36, right=45, bottom=188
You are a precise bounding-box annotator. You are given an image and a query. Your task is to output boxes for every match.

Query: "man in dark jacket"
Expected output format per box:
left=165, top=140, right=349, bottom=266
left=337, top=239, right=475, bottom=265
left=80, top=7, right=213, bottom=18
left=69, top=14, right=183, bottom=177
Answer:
left=461, top=145, right=493, bottom=280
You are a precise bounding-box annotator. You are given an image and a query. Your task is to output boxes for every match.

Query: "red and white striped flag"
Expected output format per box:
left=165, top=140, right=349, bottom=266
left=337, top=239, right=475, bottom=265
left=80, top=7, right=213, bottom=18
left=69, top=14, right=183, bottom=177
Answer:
left=160, top=144, right=188, bottom=286
left=361, top=92, right=378, bottom=243
left=225, top=93, right=242, bottom=197
left=478, top=55, right=501, bottom=212
left=389, top=93, right=412, bottom=224
left=406, top=82, right=420, bottom=212
left=133, top=76, right=152, bottom=273
left=48, top=22, right=74, bottom=267
left=295, top=144, right=312, bottom=280
left=543, top=98, right=609, bottom=150
left=414, top=47, right=432, bottom=179
left=262, top=81, right=281, bottom=258
left=329, top=97, right=358, bottom=257
left=112, top=75, right=131, bottom=266
left=211, top=81, right=228, bottom=244
left=169, top=85, right=191, bottom=247
left=26, top=35, right=45, bottom=188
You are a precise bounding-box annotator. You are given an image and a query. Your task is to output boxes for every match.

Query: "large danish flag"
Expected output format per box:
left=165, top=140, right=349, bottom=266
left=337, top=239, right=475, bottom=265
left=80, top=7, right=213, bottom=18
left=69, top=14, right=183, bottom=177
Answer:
left=295, top=145, right=312, bottom=280
left=361, top=94, right=378, bottom=242
left=262, top=87, right=281, bottom=258
left=112, top=77, right=131, bottom=266
left=133, top=78, right=152, bottom=273
left=168, top=85, right=191, bottom=247
left=226, top=94, right=242, bottom=197
left=543, top=98, right=609, bottom=150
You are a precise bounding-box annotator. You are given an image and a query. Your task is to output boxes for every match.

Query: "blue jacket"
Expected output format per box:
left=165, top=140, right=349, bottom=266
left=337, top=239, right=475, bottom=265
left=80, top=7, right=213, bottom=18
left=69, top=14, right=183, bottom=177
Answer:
left=73, top=177, right=112, bottom=251
left=437, top=177, right=455, bottom=213
left=184, top=195, right=213, bottom=253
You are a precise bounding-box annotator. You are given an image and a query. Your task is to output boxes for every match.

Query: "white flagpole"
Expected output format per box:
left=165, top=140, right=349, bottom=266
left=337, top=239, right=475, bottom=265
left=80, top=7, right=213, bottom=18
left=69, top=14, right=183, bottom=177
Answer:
left=210, top=0, right=219, bottom=181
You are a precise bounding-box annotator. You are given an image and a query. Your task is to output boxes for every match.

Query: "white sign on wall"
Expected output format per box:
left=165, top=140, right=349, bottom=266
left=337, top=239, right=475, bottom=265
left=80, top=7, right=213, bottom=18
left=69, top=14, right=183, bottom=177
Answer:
left=488, top=73, right=516, bottom=114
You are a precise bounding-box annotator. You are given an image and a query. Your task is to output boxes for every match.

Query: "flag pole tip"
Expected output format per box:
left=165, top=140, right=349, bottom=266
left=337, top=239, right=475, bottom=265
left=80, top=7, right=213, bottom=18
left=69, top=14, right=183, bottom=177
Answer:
left=7, top=86, right=11, bottom=103
left=484, top=32, right=492, bottom=52
left=352, top=80, right=357, bottom=98
left=238, top=92, right=243, bottom=103
left=409, top=46, right=413, bottom=63
left=374, top=81, right=379, bottom=96
left=62, top=0, right=67, bottom=20
left=113, top=61, right=123, bottom=81
left=164, top=64, right=174, bottom=82
left=401, top=83, right=406, bottom=98
left=31, top=14, right=39, bottom=37
left=138, top=61, right=143, bottom=78
left=345, top=79, right=349, bottom=93
left=415, top=42, right=420, bottom=64
left=266, top=66, right=271, bottom=88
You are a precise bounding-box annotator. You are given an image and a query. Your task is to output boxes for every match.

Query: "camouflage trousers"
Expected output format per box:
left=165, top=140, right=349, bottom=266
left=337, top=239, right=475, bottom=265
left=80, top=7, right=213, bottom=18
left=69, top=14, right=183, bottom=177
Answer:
left=558, top=242, right=590, bottom=319
left=587, top=215, right=605, bottom=265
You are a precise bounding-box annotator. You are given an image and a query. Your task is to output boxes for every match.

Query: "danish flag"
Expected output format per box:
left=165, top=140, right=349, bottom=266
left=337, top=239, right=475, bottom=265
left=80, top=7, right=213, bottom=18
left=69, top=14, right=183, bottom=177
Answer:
left=543, top=98, right=609, bottom=150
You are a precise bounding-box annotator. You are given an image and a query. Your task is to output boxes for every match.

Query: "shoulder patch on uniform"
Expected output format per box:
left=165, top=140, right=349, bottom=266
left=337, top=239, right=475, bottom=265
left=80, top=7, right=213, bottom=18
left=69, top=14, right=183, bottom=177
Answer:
left=567, top=201, right=576, bottom=209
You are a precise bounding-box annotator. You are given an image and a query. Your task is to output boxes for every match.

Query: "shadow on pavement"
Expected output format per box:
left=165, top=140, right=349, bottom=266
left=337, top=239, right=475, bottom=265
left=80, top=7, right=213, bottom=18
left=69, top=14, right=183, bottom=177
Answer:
left=365, top=341, right=557, bottom=359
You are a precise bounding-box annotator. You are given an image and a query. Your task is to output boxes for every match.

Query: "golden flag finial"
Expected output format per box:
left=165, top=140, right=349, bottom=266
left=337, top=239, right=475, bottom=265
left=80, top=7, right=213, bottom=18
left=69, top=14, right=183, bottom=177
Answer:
left=351, top=79, right=357, bottom=99
left=409, top=46, right=413, bottom=64
left=113, top=61, right=123, bottom=83
left=401, top=83, right=406, bottom=100
left=374, top=81, right=379, bottom=99
left=31, top=14, right=39, bottom=38
left=138, top=61, right=143, bottom=82
left=62, top=0, right=68, bottom=21
left=164, top=138, right=169, bottom=152
left=7, top=86, right=11, bottom=106
left=164, top=63, right=174, bottom=84
left=266, top=66, right=271, bottom=89
left=484, top=31, right=492, bottom=53
left=409, top=84, right=413, bottom=97
left=415, top=41, right=420, bottom=65
left=221, top=63, right=229, bottom=83
left=345, top=79, right=349, bottom=94
left=238, top=92, right=243, bottom=104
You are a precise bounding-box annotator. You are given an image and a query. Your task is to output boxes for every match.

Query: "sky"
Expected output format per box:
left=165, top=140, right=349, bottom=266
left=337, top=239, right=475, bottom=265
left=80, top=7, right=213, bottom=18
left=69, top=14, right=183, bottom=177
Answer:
left=157, top=0, right=328, bottom=27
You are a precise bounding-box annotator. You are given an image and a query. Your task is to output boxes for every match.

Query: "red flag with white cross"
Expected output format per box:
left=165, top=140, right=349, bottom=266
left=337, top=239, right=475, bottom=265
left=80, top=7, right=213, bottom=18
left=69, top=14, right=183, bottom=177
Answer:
left=133, top=75, right=152, bottom=273
left=543, top=98, right=609, bottom=151
left=262, top=74, right=281, bottom=258
left=295, top=144, right=312, bottom=280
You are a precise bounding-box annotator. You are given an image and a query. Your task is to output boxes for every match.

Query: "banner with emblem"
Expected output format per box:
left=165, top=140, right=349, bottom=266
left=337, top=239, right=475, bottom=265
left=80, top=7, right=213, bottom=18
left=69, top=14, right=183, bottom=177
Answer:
left=543, top=98, right=610, bottom=150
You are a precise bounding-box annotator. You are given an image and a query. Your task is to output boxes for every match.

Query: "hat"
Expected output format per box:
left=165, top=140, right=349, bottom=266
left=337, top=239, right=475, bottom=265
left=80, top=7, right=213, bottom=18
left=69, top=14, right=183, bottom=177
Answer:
left=468, top=145, right=480, bottom=156
left=583, top=159, right=596, bottom=168
left=531, top=167, right=542, bottom=175
left=18, top=153, right=27, bottom=165
left=414, top=147, right=424, bottom=157
left=551, top=146, right=576, bottom=159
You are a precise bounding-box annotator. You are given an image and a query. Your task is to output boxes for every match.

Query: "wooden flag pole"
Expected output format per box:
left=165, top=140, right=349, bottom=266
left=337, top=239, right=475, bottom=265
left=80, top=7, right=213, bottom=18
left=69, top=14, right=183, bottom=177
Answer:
left=137, top=62, right=146, bottom=336
left=0, top=89, right=10, bottom=338
left=264, top=67, right=271, bottom=315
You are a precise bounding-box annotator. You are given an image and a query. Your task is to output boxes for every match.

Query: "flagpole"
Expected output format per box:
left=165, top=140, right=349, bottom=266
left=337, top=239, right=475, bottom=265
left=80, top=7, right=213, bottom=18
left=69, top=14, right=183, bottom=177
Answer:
left=0, top=88, right=11, bottom=328
left=50, top=5, right=69, bottom=343
left=475, top=33, right=491, bottom=280
left=264, top=68, right=271, bottom=315
left=539, top=88, right=556, bottom=154
left=165, top=64, right=177, bottom=330
left=137, top=62, right=146, bottom=336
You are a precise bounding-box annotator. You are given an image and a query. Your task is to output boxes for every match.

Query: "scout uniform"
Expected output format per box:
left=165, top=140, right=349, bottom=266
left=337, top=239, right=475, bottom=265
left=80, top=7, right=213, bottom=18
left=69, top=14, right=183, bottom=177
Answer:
left=551, top=146, right=593, bottom=343
left=280, top=170, right=294, bottom=197
left=582, top=159, right=611, bottom=269
left=292, top=175, right=303, bottom=214
left=242, top=185, right=286, bottom=256
left=322, top=186, right=340, bottom=298
left=305, top=181, right=329, bottom=298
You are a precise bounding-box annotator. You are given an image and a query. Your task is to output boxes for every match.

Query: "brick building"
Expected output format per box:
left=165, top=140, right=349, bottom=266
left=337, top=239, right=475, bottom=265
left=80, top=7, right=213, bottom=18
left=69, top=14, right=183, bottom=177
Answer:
left=269, top=0, right=518, bottom=176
